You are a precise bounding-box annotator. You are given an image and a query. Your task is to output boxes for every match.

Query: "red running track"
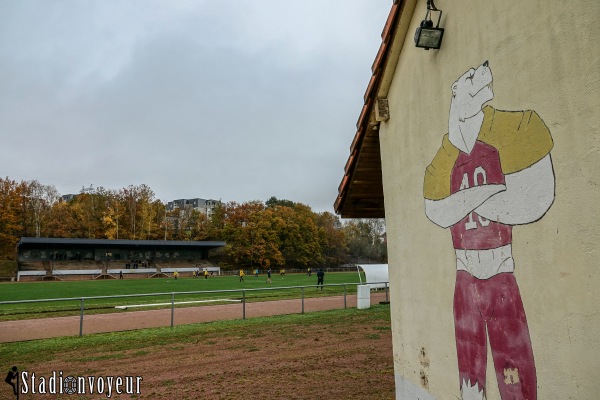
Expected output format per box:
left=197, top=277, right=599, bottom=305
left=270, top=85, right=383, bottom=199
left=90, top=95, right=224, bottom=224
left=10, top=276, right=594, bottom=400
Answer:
left=0, top=292, right=389, bottom=343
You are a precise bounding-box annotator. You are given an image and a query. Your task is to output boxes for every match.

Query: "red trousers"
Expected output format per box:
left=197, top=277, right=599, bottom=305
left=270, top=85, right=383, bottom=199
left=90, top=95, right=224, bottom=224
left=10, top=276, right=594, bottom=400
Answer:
left=454, top=271, right=536, bottom=400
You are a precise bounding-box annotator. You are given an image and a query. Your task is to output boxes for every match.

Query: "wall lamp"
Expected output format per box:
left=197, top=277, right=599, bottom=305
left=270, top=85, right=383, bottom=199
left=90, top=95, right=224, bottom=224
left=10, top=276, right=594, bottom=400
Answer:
left=414, top=0, right=444, bottom=50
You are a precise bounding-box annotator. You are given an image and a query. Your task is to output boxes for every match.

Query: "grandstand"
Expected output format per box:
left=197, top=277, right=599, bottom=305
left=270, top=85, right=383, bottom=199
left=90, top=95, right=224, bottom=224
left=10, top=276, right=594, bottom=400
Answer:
left=16, top=238, right=225, bottom=281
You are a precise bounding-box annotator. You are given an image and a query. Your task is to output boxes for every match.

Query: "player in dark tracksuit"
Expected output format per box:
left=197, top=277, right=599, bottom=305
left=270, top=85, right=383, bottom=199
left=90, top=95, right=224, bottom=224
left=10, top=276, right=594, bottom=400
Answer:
left=316, top=269, right=324, bottom=290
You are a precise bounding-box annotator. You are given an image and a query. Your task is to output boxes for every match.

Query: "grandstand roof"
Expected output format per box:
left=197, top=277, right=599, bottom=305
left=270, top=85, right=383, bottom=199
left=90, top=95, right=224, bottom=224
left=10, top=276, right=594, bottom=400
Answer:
left=17, top=237, right=226, bottom=250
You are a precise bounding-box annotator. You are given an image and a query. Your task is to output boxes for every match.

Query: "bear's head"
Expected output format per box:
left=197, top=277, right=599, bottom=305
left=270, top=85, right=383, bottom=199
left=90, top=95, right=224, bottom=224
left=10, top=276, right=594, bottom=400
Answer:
left=448, top=60, right=494, bottom=153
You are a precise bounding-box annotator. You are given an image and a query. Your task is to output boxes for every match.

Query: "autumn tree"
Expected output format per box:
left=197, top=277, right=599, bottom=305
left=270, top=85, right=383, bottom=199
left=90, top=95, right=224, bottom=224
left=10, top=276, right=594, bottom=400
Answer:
left=45, top=201, right=80, bottom=238
left=21, top=180, right=60, bottom=238
left=120, top=184, right=156, bottom=240
left=315, top=211, right=349, bottom=267
left=249, top=207, right=285, bottom=268
left=70, top=186, right=104, bottom=238
left=187, top=210, right=210, bottom=241
left=212, top=199, right=355, bottom=270
left=0, top=177, right=26, bottom=258
left=205, top=201, right=226, bottom=240
left=268, top=202, right=323, bottom=268
left=102, top=190, right=123, bottom=240
left=343, top=219, right=387, bottom=263
left=219, top=201, right=274, bottom=268
left=146, top=199, right=167, bottom=240
left=168, top=204, right=210, bottom=241
left=265, top=196, right=296, bottom=208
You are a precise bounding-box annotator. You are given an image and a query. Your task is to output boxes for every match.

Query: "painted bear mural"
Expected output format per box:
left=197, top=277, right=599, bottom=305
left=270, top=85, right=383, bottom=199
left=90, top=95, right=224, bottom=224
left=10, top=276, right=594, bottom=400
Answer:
left=423, top=61, right=555, bottom=400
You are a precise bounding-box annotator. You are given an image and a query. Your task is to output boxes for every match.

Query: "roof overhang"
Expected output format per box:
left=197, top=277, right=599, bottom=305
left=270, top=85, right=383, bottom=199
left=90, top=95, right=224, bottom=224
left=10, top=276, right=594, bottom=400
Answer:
left=334, top=0, right=417, bottom=218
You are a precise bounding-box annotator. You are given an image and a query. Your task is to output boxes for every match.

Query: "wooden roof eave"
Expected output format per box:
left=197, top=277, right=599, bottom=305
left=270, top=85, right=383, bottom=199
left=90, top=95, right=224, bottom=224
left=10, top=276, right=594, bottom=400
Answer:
left=335, top=0, right=417, bottom=218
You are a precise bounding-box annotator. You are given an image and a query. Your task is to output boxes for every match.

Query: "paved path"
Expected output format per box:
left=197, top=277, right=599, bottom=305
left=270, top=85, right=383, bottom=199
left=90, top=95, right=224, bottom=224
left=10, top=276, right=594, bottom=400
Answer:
left=0, top=292, right=389, bottom=343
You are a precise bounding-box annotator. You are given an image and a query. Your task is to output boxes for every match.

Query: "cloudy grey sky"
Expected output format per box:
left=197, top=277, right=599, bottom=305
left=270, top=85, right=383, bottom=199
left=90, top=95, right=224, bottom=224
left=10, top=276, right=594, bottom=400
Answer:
left=0, top=0, right=391, bottom=213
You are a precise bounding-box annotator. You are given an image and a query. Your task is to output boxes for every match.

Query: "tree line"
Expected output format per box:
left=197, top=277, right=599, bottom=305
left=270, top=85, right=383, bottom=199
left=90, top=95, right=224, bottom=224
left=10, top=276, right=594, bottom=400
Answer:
left=0, top=178, right=386, bottom=269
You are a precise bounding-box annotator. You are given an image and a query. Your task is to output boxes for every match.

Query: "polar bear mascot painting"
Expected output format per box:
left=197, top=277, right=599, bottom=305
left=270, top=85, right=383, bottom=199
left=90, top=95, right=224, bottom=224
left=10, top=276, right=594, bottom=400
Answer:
left=423, top=60, right=554, bottom=400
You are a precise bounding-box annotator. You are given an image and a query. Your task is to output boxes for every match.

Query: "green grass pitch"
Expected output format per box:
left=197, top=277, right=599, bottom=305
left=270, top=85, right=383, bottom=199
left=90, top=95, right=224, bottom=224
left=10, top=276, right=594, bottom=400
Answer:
left=0, top=271, right=369, bottom=320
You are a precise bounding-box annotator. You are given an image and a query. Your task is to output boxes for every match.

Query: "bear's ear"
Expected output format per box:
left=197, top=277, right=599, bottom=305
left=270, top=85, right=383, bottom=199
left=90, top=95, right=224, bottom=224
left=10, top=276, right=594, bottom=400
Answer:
left=451, top=83, right=457, bottom=97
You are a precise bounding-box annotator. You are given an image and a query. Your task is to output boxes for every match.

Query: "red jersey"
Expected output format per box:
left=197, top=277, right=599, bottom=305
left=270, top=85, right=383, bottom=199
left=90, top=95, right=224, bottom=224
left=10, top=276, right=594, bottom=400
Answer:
left=424, top=106, right=554, bottom=250
left=449, top=140, right=512, bottom=250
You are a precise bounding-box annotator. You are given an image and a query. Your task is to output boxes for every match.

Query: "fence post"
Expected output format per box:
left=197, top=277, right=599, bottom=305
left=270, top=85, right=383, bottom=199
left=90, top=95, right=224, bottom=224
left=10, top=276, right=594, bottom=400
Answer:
left=79, top=298, right=84, bottom=337
left=385, top=282, right=389, bottom=302
left=344, top=284, right=347, bottom=309
left=301, top=287, right=305, bottom=314
left=171, top=293, right=175, bottom=328
left=242, top=290, right=246, bottom=320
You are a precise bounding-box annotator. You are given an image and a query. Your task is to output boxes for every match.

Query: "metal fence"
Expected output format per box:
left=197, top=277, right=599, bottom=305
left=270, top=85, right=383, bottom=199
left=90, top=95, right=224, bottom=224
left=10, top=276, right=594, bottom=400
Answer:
left=0, top=282, right=389, bottom=337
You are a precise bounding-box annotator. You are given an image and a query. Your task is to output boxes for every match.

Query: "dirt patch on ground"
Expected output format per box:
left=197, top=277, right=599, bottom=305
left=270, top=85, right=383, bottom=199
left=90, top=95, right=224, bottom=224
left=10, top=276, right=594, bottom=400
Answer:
left=5, top=296, right=395, bottom=399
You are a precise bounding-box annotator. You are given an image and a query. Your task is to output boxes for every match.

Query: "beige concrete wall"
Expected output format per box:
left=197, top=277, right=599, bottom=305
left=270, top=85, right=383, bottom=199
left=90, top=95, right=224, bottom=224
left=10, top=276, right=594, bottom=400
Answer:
left=380, top=0, right=600, bottom=398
